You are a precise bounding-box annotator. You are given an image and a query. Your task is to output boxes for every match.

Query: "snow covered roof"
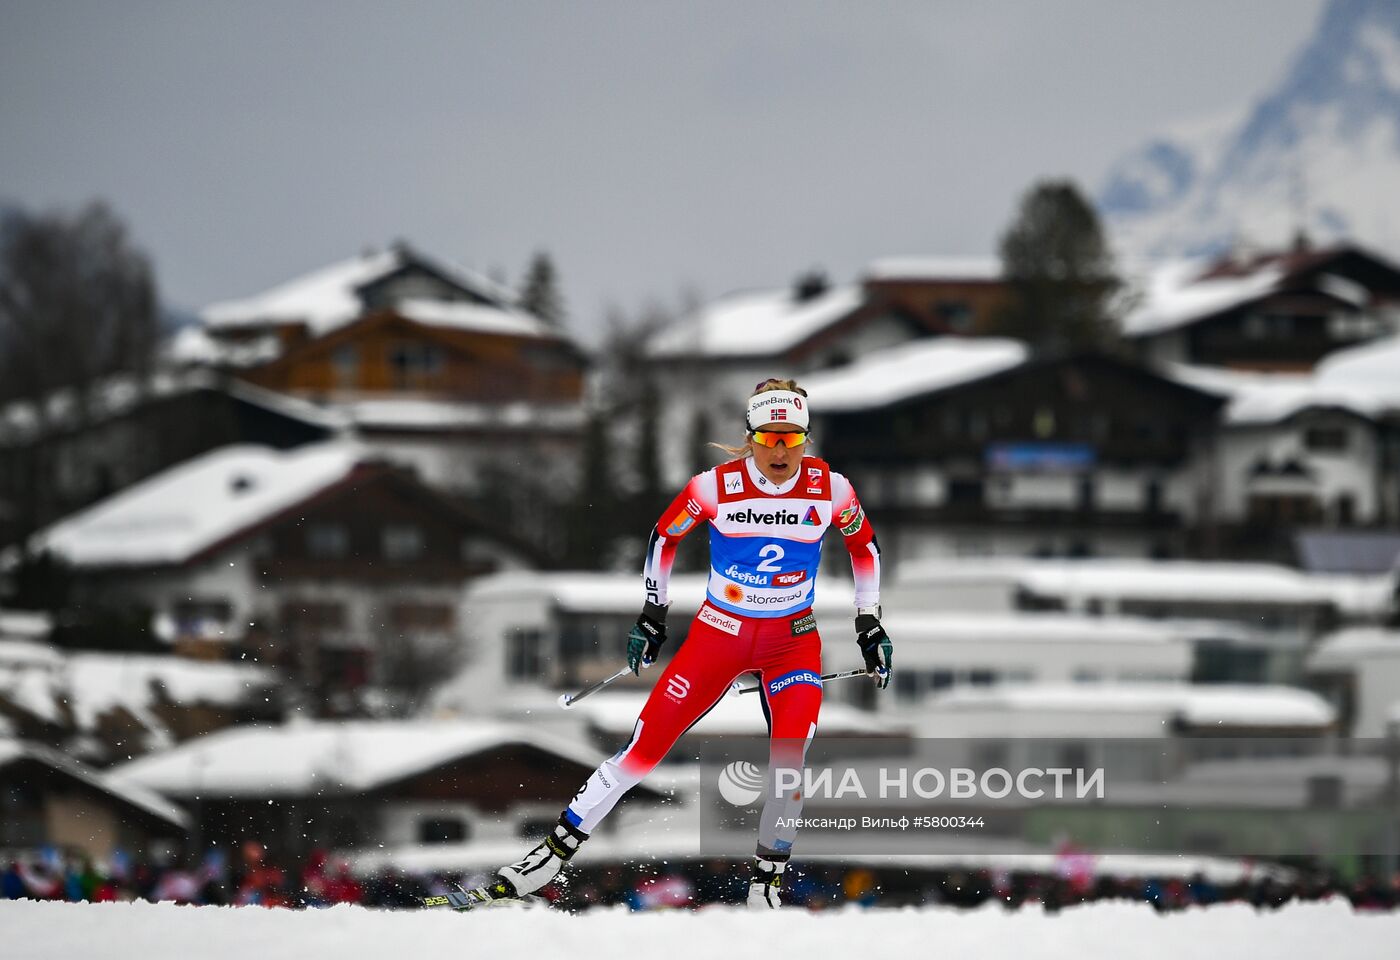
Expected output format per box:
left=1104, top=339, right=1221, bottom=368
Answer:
left=0, top=610, right=51, bottom=641
left=930, top=683, right=1335, bottom=728
left=464, top=571, right=858, bottom=614
left=200, top=245, right=520, bottom=337
left=896, top=557, right=1338, bottom=607
left=801, top=337, right=1029, bottom=412
left=110, top=720, right=602, bottom=798
left=0, top=739, right=188, bottom=828
left=1316, top=330, right=1400, bottom=391
left=883, top=612, right=1189, bottom=647
left=1307, top=627, right=1400, bottom=669
left=572, top=691, right=893, bottom=737
left=0, top=368, right=346, bottom=444
left=0, top=647, right=277, bottom=749
left=28, top=441, right=365, bottom=568
left=1167, top=361, right=1400, bottom=425
left=863, top=256, right=1002, bottom=282
left=336, top=398, right=586, bottom=433
left=395, top=298, right=555, bottom=339
left=1122, top=259, right=1286, bottom=338
left=647, top=285, right=864, bottom=359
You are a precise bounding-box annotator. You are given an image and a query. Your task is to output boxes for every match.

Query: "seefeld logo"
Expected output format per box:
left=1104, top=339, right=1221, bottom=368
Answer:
left=717, top=760, right=766, bottom=807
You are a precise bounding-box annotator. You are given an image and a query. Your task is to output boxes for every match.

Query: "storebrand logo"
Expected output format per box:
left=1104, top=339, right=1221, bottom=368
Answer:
left=745, top=587, right=808, bottom=605
left=725, top=508, right=800, bottom=525
left=698, top=605, right=742, bottom=635
left=666, top=674, right=691, bottom=700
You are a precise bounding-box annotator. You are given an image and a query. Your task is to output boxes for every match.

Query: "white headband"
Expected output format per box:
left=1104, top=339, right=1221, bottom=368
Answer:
left=746, top=390, right=810, bottom=430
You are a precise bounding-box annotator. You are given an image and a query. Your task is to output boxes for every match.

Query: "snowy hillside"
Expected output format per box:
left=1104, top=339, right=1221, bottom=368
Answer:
left=1100, top=0, right=1400, bottom=260
left=4, top=898, right=1399, bottom=960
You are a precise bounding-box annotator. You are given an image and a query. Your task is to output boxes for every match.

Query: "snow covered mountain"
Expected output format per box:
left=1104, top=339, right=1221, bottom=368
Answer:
left=1099, top=0, right=1400, bottom=261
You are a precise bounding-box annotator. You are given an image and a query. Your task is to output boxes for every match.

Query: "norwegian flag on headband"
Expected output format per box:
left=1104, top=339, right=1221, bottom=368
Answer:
left=770, top=409, right=788, bottom=421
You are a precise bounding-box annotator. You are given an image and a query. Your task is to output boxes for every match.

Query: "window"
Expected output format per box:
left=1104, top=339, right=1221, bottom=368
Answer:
left=331, top=345, right=359, bottom=389
left=1335, top=493, right=1356, bottom=527
left=936, top=300, right=973, bottom=332
left=388, top=602, right=454, bottom=631
left=1076, top=476, right=1096, bottom=512
left=507, top=627, right=545, bottom=680
left=1144, top=478, right=1164, bottom=515
left=173, top=598, right=234, bottom=637
left=383, top=525, right=424, bottom=562
left=1304, top=426, right=1348, bottom=452
left=418, top=817, right=469, bottom=844
left=946, top=478, right=984, bottom=506
left=307, top=523, right=349, bottom=559
left=389, top=341, right=443, bottom=389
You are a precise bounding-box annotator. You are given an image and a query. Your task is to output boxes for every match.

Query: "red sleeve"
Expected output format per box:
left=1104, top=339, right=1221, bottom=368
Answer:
left=831, top=471, right=880, bottom=609
left=643, top=470, right=718, bottom=606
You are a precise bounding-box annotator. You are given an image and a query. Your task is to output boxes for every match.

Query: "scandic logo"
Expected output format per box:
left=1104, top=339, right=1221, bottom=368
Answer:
left=725, top=508, right=800, bottom=524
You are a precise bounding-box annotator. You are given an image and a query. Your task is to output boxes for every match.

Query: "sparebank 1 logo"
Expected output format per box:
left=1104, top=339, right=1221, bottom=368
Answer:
left=717, top=760, right=765, bottom=806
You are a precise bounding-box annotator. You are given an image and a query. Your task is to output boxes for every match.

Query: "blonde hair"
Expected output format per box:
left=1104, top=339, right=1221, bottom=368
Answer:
left=709, top=378, right=809, bottom=458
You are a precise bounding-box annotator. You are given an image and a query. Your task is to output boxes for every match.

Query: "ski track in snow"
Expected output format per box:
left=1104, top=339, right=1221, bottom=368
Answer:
left=5, top=899, right=1400, bottom=960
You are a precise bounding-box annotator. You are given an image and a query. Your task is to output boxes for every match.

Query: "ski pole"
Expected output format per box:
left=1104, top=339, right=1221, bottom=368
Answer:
left=557, top=665, right=633, bottom=709
left=727, top=668, right=871, bottom=697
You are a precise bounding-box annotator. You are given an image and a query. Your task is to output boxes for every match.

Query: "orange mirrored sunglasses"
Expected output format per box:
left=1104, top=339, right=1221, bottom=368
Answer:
left=750, top=430, right=809, bottom=448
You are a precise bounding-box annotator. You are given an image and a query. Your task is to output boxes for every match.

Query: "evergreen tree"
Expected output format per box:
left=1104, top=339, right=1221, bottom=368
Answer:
left=688, top=407, right=714, bottom=478
left=567, top=409, right=616, bottom=568
left=519, top=251, right=565, bottom=327
left=989, top=180, right=1122, bottom=355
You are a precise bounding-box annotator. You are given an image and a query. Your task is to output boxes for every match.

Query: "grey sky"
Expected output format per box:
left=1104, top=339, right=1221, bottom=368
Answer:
left=1, top=0, right=1326, bottom=339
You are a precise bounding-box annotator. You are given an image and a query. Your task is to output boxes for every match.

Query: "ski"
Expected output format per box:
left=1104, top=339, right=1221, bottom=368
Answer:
left=420, top=884, right=546, bottom=911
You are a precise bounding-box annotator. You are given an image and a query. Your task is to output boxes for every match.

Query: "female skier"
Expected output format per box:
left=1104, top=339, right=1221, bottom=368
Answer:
left=476, top=378, right=892, bottom=909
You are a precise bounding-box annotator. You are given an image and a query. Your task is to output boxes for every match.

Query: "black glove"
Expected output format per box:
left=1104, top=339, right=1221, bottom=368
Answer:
left=855, top=609, right=893, bottom=689
left=627, top=600, right=668, bottom=675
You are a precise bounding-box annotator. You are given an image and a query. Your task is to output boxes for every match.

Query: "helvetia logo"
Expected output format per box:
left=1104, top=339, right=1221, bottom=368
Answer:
left=725, top=508, right=800, bottom=525
left=717, top=760, right=765, bottom=807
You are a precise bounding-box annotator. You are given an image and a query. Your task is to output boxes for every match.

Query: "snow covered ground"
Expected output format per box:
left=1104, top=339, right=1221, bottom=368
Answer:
left=5, top=899, right=1400, bottom=960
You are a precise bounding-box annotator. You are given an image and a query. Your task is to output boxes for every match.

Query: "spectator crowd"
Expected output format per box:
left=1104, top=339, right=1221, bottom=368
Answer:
left=6, top=845, right=1400, bottom=913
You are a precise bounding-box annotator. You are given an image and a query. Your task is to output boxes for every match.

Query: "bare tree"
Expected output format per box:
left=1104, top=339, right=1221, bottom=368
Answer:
left=0, top=201, right=159, bottom=545
left=0, top=201, right=159, bottom=408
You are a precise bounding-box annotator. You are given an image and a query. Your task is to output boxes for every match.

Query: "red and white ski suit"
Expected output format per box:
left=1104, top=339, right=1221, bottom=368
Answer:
left=562, top=455, right=879, bottom=857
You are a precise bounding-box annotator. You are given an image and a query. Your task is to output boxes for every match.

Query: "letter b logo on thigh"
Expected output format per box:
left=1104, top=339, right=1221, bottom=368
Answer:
left=665, top=674, right=691, bottom=701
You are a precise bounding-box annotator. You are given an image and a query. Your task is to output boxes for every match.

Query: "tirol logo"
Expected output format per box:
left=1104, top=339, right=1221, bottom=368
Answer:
left=717, top=760, right=765, bottom=807
left=725, top=508, right=800, bottom=525
left=801, top=506, right=821, bottom=526
left=773, top=570, right=807, bottom=587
